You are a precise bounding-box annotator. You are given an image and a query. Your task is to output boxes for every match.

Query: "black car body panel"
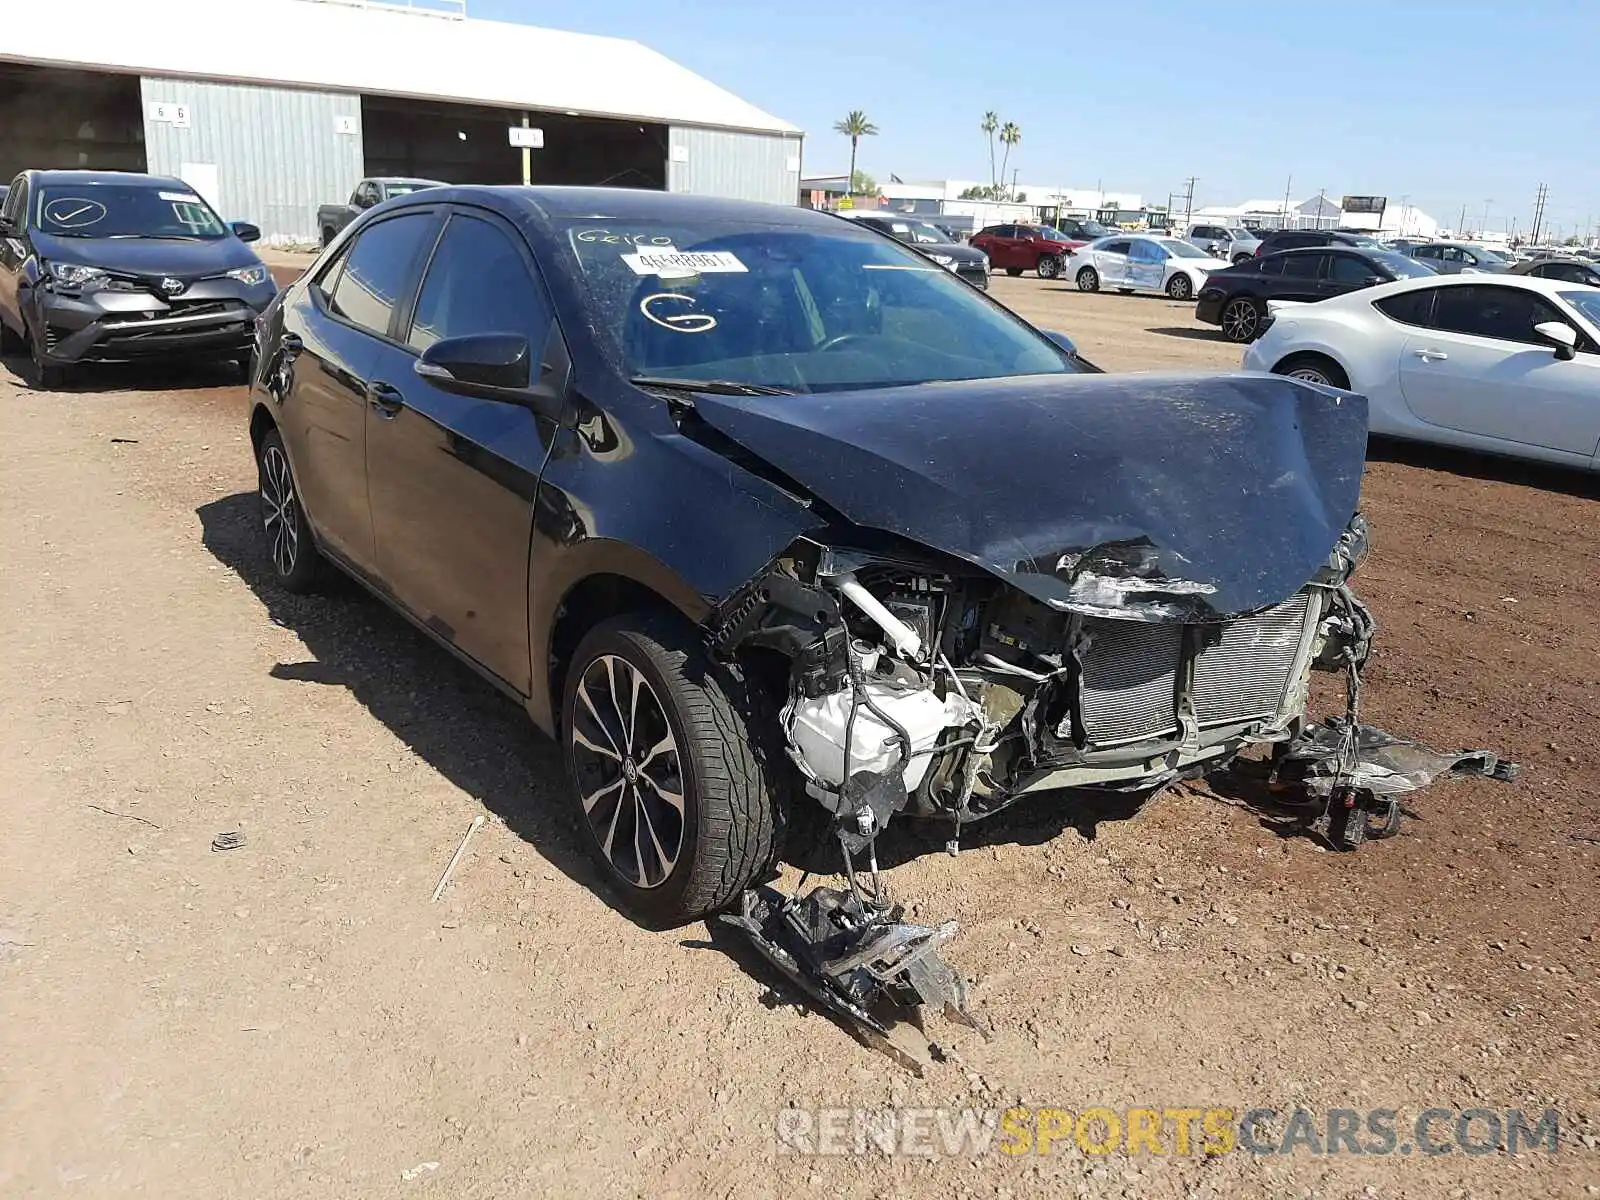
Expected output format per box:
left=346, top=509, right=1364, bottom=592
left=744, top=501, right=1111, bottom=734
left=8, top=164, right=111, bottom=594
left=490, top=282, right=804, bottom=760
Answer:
left=0, top=170, right=275, bottom=365
left=1195, top=247, right=1424, bottom=335
left=687, top=371, right=1368, bottom=622
left=846, top=214, right=990, bottom=288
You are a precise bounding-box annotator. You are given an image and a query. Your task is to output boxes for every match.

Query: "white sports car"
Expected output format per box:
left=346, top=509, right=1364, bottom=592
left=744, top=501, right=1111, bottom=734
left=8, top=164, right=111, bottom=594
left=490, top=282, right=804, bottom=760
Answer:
left=1242, top=274, right=1600, bottom=471
left=1066, top=235, right=1221, bottom=302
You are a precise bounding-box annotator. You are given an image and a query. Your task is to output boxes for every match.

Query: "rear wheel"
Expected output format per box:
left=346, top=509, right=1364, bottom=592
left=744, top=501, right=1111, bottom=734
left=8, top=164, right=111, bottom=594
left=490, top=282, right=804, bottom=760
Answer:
left=1037, top=254, right=1062, bottom=280
left=1166, top=273, right=1194, bottom=301
left=1076, top=266, right=1100, bottom=292
left=1004, top=266, right=1023, bottom=277
left=1274, top=353, right=1350, bottom=390
left=1220, top=296, right=1264, bottom=343
left=1232, top=252, right=1253, bottom=266
left=562, top=613, right=780, bottom=926
left=256, top=428, right=324, bottom=592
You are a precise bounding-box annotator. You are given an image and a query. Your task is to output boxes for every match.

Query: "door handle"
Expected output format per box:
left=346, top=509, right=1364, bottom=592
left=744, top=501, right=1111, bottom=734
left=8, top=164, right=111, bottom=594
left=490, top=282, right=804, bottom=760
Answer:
left=367, top=380, right=405, bottom=418
left=1413, top=349, right=1449, bottom=362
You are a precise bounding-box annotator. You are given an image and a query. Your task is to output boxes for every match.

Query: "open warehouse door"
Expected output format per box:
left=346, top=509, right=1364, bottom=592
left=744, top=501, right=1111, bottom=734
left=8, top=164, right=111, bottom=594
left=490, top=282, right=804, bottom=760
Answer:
left=0, top=63, right=146, bottom=180
left=360, top=95, right=667, bottom=189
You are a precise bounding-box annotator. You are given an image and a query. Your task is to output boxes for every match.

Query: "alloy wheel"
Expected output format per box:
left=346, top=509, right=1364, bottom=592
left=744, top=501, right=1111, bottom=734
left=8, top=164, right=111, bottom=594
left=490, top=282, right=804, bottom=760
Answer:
left=260, top=444, right=300, bottom=577
left=1038, top=255, right=1060, bottom=279
left=1222, top=298, right=1259, bottom=342
left=569, top=653, right=686, bottom=889
left=1287, top=366, right=1331, bottom=385
left=1168, top=274, right=1193, bottom=300
left=1076, top=267, right=1099, bottom=292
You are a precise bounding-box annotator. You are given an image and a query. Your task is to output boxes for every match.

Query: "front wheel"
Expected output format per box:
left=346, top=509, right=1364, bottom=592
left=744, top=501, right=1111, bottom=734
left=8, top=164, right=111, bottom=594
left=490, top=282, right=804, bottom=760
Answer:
left=1166, top=273, right=1194, bottom=301
left=1232, top=252, right=1253, bottom=266
left=562, top=613, right=779, bottom=926
left=1076, top=266, right=1100, bottom=292
left=1004, top=266, right=1023, bottom=277
left=26, top=325, right=68, bottom=391
left=1037, top=255, right=1062, bottom=280
left=1220, top=296, right=1263, bottom=343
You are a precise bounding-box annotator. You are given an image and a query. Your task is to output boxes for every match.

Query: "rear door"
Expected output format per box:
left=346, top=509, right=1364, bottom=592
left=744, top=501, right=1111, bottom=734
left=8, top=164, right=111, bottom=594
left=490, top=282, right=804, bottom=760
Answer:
left=1396, top=283, right=1600, bottom=456
left=363, top=206, right=561, bottom=692
left=1274, top=251, right=1327, bottom=301
left=282, top=208, right=440, bottom=573
left=1096, top=239, right=1132, bottom=286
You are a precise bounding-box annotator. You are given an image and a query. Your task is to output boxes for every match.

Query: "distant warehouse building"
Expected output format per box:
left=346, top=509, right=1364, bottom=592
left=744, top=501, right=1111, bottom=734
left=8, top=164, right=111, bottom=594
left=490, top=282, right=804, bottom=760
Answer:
left=0, top=0, right=803, bottom=243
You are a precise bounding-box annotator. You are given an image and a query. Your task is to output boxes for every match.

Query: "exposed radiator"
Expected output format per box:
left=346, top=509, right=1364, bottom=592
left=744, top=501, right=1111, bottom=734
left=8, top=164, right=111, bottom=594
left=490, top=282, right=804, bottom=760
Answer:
left=1073, top=592, right=1314, bottom=749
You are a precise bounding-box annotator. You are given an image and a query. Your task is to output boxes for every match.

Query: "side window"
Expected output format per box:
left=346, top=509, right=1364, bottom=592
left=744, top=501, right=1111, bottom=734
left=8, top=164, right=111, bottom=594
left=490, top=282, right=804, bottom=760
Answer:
left=1374, top=288, right=1437, bottom=327
left=1256, top=256, right=1287, bottom=277
left=1432, top=285, right=1563, bottom=345
left=1328, top=254, right=1377, bottom=285
left=1128, top=240, right=1164, bottom=263
left=994, top=225, right=1018, bottom=239
left=1414, top=245, right=1439, bottom=261
left=407, top=213, right=551, bottom=353
left=327, top=212, right=436, bottom=338
left=354, top=182, right=380, bottom=209
left=1281, top=253, right=1323, bottom=280
left=976, top=226, right=1002, bottom=238
left=1103, top=240, right=1132, bottom=256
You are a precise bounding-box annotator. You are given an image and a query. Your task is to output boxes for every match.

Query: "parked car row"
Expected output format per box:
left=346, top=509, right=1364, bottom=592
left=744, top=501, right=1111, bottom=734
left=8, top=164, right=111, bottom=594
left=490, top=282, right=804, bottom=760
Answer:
left=1195, top=246, right=1434, bottom=342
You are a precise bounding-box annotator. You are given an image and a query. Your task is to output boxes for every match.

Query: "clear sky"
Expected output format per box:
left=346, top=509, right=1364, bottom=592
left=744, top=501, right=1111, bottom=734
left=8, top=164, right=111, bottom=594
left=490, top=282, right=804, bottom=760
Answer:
left=476, top=0, right=1599, bottom=238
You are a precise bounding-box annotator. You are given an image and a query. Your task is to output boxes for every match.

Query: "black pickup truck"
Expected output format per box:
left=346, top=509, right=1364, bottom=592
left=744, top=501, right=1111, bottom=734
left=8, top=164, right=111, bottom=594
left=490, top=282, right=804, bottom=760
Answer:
left=316, top=177, right=445, bottom=246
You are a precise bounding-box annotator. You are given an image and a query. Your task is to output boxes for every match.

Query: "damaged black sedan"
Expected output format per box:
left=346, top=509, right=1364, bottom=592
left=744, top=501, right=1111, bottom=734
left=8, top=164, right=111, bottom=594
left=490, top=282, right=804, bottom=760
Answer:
left=246, top=186, right=1378, bottom=929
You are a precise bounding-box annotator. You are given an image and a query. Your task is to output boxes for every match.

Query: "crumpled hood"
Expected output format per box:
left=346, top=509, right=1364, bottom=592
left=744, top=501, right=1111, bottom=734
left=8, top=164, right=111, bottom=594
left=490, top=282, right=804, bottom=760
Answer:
left=32, top=231, right=260, bottom=279
left=690, top=372, right=1369, bottom=622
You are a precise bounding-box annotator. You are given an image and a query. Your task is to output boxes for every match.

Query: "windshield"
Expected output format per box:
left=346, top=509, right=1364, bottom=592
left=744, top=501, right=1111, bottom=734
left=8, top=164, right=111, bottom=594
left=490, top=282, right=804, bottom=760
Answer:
left=1227, top=228, right=1255, bottom=241
left=384, top=181, right=438, bottom=198
left=562, top=218, right=1078, bottom=393
left=35, top=184, right=229, bottom=239
left=893, top=220, right=952, bottom=245
left=1469, top=245, right=1508, bottom=264
left=1372, top=251, right=1434, bottom=279
left=1558, top=290, right=1600, bottom=329
left=1339, top=234, right=1385, bottom=249
left=1038, top=227, right=1074, bottom=242
left=1160, top=239, right=1214, bottom=259
left=1078, top=221, right=1113, bottom=238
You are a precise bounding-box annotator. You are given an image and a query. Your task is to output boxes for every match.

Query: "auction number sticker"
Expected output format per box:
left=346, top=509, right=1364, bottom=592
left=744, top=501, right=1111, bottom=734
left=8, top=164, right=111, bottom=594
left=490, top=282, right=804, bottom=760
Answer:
left=622, top=249, right=747, bottom=276
left=158, top=191, right=202, bottom=204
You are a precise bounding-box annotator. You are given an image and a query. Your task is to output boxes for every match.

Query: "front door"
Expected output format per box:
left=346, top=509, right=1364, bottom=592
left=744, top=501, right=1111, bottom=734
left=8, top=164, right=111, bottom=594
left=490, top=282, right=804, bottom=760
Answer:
left=1125, top=239, right=1166, bottom=291
left=1397, top=283, right=1600, bottom=457
left=364, top=207, right=560, bottom=692
left=285, top=208, right=440, bottom=573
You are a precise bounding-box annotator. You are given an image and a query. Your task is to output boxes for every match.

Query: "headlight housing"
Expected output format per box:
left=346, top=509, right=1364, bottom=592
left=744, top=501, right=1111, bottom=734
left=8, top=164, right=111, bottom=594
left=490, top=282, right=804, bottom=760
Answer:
left=929, top=253, right=954, bottom=267
left=49, top=262, right=108, bottom=289
left=226, top=265, right=269, bottom=286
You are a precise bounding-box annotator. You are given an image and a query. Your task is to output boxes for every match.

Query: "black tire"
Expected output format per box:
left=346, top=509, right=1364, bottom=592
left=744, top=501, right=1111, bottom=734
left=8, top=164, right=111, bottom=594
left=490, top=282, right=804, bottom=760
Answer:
left=1232, top=252, right=1253, bottom=266
left=1220, top=295, right=1264, bottom=343
left=1076, top=266, right=1100, bottom=292
left=230, top=355, right=253, bottom=384
left=0, top=316, right=23, bottom=355
left=1037, top=254, right=1062, bottom=280
left=562, top=613, right=779, bottom=926
left=1166, top=273, right=1194, bottom=301
left=1004, top=266, right=1023, bottom=277
left=26, top=324, right=68, bottom=391
left=255, top=428, right=324, bottom=592
left=1274, top=353, right=1350, bottom=390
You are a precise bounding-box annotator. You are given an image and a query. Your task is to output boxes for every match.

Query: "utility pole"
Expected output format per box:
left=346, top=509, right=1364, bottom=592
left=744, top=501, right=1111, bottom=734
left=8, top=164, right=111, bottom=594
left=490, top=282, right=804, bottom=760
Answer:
left=1316, top=188, right=1326, bottom=230
left=1182, top=176, right=1197, bottom=230
left=1530, top=183, right=1549, bottom=245
left=1482, top=199, right=1493, bottom=239
left=1281, top=175, right=1292, bottom=227
left=520, top=112, right=532, bottom=186
left=1457, top=203, right=1468, bottom=237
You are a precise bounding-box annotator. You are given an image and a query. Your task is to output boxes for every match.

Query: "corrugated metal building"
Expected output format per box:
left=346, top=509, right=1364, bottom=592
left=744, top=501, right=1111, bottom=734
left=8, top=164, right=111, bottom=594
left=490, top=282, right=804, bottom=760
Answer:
left=1, top=0, right=803, bottom=243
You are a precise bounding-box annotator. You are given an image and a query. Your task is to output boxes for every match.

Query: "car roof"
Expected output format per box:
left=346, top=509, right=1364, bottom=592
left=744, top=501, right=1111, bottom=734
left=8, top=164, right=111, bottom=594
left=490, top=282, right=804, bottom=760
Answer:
left=373, top=176, right=445, bottom=185
left=1316, top=270, right=1587, bottom=308
left=387, top=184, right=849, bottom=231
left=25, top=169, right=190, bottom=190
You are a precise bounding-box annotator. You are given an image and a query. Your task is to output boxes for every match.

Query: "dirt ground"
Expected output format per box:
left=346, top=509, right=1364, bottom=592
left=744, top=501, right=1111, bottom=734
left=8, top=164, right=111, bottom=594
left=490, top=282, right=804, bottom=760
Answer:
left=1, top=266, right=1596, bottom=1199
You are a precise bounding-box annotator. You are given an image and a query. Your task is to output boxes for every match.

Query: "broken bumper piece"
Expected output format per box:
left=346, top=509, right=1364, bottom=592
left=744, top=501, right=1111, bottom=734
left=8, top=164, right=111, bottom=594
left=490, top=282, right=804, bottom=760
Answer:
left=721, top=885, right=985, bottom=1073
left=1272, top=716, right=1519, bottom=850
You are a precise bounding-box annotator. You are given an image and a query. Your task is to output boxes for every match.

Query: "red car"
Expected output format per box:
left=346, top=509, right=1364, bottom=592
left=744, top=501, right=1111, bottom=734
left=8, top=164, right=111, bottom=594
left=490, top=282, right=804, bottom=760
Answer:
left=969, top=224, right=1087, bottom=279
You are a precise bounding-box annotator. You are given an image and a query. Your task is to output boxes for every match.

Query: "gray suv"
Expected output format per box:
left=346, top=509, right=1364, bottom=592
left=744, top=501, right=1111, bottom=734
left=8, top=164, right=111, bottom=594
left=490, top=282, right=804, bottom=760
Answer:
left=1408, top=242, right=1510, bottom=275
left=1186, top=223, right=1261, bottom=265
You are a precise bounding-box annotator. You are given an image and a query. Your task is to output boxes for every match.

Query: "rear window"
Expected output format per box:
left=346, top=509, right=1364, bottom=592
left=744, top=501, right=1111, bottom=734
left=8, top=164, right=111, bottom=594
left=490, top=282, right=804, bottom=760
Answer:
left=1373, top=288, right=1436, bottom=328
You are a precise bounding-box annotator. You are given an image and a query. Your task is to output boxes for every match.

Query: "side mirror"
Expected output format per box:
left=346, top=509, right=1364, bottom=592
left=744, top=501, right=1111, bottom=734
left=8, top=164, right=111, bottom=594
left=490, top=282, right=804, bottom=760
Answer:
left=1362, top=275, right=1386, bottom=287
left=1041, top=329, right=1079, bottom=356
left=415, top=333, right=533, bottom=396
left=231, top=221, right=261, bottom=243
left=1533, top=320, right=1578, bottom=361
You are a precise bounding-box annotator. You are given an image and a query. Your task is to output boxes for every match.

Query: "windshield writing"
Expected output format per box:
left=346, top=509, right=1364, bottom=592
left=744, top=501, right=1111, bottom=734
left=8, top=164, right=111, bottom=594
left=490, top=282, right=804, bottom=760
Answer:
left=36, top=186, right=228, bottom=239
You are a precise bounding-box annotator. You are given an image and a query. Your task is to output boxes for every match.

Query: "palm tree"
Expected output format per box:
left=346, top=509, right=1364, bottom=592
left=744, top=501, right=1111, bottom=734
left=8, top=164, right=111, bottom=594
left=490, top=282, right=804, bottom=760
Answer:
left=833, top=111, right=879, bottom=197
left=981, top=111, right=999, bottom=189
left=999, top=122, right=1022, bottom=198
